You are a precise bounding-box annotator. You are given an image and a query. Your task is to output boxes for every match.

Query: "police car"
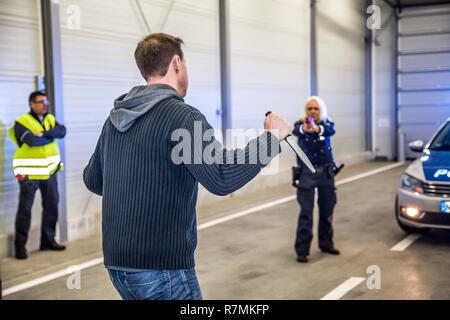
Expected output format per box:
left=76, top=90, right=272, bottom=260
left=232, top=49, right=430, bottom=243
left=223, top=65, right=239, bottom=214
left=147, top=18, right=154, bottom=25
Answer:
left=396, top=118, right=450, bottom=233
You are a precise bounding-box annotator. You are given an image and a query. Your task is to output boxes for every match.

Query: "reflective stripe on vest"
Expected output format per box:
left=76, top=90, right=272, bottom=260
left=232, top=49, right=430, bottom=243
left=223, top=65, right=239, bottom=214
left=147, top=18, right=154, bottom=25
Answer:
left=13, top=155, right=61, bottom=167
left=13, top=155, right=61, bottom=176
left=8, top=113, right=62, bottom=180
left=14, top=160, right=60, bottom=176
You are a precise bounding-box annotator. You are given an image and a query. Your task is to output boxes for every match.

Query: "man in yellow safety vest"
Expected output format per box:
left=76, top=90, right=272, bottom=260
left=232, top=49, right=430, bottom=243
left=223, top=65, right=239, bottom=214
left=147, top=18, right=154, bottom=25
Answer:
left=8, top=91, right=66, bottom=259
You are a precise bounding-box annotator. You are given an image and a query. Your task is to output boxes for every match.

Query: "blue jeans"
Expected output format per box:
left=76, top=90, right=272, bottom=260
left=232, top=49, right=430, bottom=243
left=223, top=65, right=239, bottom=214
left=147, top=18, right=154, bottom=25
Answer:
left=107, top=268, right=203, bottom=300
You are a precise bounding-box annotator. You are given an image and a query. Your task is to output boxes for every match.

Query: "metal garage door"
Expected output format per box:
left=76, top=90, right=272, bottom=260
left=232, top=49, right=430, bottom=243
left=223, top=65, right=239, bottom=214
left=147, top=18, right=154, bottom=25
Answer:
left=398, top=4, right=450, bottom=159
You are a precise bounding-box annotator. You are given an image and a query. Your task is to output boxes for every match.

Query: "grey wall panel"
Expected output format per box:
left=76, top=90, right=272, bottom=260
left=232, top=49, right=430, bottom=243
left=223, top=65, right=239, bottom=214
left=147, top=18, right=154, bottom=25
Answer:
left=399, top=4, right=450, bottom=17
left=399, top=90, right=450, bottom=106
left=139, top=0, right=221, bottom=128
left=228, top=0, right=310, bottom=137
left=399, top=52, right=450, bottom=72
left=399, top=71, right=450, bottom=90
left=399, top=13, right=450, bottom=34
left=399, top=33, right=450, bottom=53
left=0, top=0, right=44, bottom=239
left=399, top=105, right=449, bottom=124
left=58, top=0, right=220, bottom=240
left=316, top=0, right=366, bottom=159
left=373, top=0, right=397, bottom=160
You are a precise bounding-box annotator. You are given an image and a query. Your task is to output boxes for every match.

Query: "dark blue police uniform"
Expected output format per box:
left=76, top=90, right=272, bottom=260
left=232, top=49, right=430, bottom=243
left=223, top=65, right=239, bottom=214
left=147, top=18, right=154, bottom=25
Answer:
left=292, top=118, right=336, bottom=256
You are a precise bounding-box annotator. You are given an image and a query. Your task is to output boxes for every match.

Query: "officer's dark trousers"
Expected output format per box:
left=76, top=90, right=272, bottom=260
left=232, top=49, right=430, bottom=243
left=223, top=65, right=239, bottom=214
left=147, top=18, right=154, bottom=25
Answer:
left=15, top=174, right=59, bottom=248
left=295, top=165, right=336, bottom=256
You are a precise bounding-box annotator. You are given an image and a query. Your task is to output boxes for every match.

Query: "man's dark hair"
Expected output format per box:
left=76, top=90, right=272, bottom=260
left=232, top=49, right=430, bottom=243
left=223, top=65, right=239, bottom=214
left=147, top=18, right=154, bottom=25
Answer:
left=134, top=33, right=184, bottom=80
left=29, top=91, right=46, bottom=105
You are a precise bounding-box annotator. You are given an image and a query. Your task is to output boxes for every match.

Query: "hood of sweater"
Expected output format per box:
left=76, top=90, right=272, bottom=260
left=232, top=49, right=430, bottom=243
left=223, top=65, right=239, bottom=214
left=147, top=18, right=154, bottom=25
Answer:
left=109, top=84, right=184, bottom=132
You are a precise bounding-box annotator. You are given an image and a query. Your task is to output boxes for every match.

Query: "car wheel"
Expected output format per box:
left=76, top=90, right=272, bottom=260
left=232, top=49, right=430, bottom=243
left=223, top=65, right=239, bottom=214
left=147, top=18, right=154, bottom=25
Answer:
left=395, top=195, right=429, bottom=234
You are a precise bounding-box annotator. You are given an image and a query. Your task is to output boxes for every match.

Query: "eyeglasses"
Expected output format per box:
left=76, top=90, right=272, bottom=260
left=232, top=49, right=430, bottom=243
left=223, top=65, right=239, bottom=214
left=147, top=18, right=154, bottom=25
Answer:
left=307, top=107, right=319, bottom=111
left=34, top=100, right=49, bottom=105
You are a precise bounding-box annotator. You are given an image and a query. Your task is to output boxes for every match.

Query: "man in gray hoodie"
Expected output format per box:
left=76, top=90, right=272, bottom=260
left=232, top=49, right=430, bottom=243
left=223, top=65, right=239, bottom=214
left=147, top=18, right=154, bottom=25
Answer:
left=83, top=33, right=291, bottom=300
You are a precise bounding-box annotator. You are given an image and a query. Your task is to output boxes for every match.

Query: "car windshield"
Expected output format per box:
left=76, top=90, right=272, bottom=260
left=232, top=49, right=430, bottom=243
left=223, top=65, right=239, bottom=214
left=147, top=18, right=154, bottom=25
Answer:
left=429, top=121, right=450, bottom=151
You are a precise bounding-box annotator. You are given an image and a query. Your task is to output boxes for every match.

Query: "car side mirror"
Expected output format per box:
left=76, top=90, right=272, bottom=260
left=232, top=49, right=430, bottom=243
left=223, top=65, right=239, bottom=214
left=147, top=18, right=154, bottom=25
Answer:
left=409, top=140, right=424, bottom=153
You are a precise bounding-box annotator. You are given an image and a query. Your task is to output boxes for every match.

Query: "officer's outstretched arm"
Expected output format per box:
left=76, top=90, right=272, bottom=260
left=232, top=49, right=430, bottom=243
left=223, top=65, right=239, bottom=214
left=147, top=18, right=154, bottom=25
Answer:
left=320, top=120, right=335, bottom=137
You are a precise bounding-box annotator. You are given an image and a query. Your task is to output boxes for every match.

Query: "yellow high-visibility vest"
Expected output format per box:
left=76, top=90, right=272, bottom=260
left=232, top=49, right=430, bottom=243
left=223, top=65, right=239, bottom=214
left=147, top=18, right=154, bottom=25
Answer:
left=8, top=113, right=63, bottom=180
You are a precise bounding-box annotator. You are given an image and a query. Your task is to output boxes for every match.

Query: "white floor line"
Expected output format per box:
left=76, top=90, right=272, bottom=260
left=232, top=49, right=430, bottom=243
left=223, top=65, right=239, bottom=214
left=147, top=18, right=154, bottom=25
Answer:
left=197, top=196, right=296, bottom=230
left=2, top=162, right=405, bottom=297
left=334, top=162, right=405, bottom=186
left=321, top=277, right=366, bottom=300
left=390, top=233, right=422, bottom=252
left=2, top=257, right=103, bottom=297
left=198, top=161, right=405, bottom=230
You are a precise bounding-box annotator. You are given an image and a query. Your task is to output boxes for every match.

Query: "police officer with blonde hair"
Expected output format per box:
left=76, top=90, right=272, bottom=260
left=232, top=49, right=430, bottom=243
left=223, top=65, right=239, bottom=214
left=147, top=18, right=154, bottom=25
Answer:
left=292, top=96, right=339, bottom=263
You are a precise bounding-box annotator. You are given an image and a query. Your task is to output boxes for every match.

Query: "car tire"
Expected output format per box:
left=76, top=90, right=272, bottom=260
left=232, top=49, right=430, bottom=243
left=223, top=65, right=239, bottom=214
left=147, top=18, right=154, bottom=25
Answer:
left=395, top=195, right=429, bottom=234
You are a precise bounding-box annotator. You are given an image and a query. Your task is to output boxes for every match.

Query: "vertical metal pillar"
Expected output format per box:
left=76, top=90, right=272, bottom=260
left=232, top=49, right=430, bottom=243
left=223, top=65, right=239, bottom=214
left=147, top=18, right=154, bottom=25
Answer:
left=395, top=8, right=403, bottom=162
left=365, top=0, right=374, bottom=154
left=219, top=0, right=231, bottom=146
left=310, top=0, right=318, bottom=96
left=40, top=0, right=68, bottom=242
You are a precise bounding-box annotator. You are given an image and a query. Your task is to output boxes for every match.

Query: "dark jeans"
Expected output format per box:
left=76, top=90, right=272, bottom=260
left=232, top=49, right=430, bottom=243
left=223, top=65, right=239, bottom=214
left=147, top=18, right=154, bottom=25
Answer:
left=14, top=174, right=59, bottom=248
left=107, top=268, right=203, bottom=300
left=295, top=165, right=337, bottom=256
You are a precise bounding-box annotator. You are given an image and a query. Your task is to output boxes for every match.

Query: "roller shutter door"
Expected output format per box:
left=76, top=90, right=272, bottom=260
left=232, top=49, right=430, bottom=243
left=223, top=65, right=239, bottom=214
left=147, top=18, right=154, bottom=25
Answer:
left=398, top=4, right=450, bottom=159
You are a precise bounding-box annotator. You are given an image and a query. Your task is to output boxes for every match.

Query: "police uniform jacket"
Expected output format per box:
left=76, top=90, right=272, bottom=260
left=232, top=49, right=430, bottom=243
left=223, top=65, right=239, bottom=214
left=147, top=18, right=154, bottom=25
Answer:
left=292, top=118, right=335, bottom=168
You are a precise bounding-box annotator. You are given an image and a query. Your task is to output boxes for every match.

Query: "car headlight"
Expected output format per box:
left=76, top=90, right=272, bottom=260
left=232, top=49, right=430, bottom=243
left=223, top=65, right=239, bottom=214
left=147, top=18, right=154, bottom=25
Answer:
left=400, top=174, right=424, bottom=194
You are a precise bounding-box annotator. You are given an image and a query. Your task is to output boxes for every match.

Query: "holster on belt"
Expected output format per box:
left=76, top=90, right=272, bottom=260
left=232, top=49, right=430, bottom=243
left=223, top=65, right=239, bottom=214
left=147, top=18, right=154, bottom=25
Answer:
left=333, top=162, right=345, bottom=177
left=292, top=166, right=301, bottom=188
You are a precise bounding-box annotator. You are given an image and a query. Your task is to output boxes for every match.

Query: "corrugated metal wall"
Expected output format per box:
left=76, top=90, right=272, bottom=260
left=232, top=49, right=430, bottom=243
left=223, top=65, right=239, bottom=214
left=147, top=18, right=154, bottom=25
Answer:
left=58, top=0, right=220, bottom=240
left=0, top=0, right=44, bottom=251
left=0, top=0, right=370, bottom=249
left=374, top=0, right=396, bottom=160
left=316, top=0, right=367, bottom=162
left=1, top=0, right=395, bottom=252
left=398, top=4, right=450, bottom=158
left=228, top=0, right=310, bottom=132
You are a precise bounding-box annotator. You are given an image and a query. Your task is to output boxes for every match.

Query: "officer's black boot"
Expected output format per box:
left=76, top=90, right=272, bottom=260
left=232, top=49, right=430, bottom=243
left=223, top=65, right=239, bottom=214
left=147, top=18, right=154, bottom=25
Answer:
left=321, top=247, right=340, bottom=255
left=40, top=239, right=66, bottom=251
left=297, top=254, right=309, bottom=263
left=15, top=246, right=27, bottom=259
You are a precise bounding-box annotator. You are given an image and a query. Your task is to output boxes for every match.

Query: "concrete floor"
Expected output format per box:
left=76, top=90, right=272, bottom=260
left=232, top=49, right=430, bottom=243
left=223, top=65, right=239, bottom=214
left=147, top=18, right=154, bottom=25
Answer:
left=2, top=161, right=450, bottom=300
